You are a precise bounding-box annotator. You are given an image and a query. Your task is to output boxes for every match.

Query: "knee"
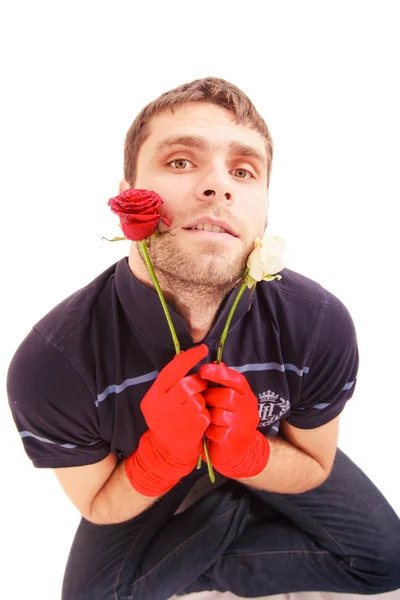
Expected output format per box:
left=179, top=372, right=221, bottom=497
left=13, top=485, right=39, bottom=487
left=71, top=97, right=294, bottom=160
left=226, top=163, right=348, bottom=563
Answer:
left=379, top=550, right=400, bottom=593
left=62, top=572, right=110, bottom=600
left=353, top=540, right=400, bottom=594
left=370, top=559, right=400, bottom=594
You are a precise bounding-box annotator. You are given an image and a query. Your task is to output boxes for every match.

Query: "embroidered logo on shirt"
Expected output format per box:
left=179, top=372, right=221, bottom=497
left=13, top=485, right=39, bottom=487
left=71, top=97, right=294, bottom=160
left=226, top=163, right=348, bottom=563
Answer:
left=257, top=390, right=290, bottom=427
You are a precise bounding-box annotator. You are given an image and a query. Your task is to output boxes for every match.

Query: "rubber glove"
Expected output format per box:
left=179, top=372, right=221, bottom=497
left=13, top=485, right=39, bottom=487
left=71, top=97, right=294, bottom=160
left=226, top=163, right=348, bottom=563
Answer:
left=126, top=344, right=210, bottom=496
left=199, top=361, right=270, bottom=479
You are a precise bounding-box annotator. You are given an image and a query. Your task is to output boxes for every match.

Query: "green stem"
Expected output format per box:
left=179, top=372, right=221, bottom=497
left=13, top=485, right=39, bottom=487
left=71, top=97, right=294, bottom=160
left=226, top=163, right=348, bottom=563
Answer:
left=198, top=272, right=250, bottom=474
left=216, top=275, right=249, bottom=364
left=202, top=436, right=215, bottom=482
left=139, top=239, right=215, bottom=483
left=139, top=241, right=180, bottom=355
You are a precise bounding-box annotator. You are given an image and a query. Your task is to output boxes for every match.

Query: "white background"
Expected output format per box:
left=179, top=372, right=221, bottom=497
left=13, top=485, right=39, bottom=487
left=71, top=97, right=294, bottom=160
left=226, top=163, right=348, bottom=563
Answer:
left=1, top=2, right=399, bottom=599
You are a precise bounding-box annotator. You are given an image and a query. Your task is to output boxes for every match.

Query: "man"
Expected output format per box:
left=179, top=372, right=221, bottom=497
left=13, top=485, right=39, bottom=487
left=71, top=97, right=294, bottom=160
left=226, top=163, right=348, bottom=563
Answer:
left=7, top=77, right=400, bottom=600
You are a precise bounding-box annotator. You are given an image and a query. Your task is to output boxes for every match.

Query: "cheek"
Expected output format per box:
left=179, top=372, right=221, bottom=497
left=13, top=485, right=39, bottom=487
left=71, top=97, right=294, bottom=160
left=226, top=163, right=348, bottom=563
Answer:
left=149, top=173, right=192, bottom=204
left=240, top=205, right=267, bottom=237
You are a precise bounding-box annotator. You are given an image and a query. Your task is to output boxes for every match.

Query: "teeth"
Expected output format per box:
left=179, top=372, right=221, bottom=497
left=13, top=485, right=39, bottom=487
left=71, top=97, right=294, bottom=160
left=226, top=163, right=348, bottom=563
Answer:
left=190, top=223, right=227, bottom=233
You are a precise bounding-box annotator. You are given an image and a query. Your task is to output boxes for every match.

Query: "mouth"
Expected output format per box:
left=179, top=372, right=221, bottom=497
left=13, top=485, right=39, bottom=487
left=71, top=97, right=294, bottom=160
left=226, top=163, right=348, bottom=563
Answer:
left=183, top=228, right=235, bottom=240
left=183, top=220, right=237, bottom=237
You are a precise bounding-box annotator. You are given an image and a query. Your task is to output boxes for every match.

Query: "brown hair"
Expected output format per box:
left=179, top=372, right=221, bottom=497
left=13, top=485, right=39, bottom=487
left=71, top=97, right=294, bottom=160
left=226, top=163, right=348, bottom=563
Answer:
left=124, top=76, right=274, bottom=188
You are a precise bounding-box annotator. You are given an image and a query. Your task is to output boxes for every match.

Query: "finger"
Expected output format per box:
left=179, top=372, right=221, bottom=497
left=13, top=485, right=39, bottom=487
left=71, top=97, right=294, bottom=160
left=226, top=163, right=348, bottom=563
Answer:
left=168, top=374, right=209, bottom=405
left=207, top=406, right=235, bottom=427
left=192, top=403, right=212, bottom=432
left=199, top=363, right=249, bottom=394
left=156, top=345, right=209, bottom=392
left=204, top=423, right=231, bottom=447
left=203, top=387, right=238, bottom=410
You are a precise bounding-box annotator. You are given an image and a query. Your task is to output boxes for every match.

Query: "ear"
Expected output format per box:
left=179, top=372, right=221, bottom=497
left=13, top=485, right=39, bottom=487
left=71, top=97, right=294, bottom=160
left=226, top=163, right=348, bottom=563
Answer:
left=119, top=178, right=131, bottom=194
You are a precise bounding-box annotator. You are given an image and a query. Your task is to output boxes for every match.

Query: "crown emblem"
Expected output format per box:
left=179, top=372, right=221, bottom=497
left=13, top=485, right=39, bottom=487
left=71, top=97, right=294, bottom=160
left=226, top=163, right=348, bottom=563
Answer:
left=258, top=389, right=280, bottom=402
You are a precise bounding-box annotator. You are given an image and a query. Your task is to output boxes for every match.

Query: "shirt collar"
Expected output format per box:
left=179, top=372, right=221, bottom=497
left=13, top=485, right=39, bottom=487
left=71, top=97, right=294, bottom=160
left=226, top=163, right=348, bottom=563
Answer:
left=115, top=257, right=252, bottom=349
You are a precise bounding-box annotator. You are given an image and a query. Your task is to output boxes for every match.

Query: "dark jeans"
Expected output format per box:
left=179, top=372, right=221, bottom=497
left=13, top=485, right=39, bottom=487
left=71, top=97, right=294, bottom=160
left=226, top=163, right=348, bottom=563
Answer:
left=62, top=449, right=400, bottom=599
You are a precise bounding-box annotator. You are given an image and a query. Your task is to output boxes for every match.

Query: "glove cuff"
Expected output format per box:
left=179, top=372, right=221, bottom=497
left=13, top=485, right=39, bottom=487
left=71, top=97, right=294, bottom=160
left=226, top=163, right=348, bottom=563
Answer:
left=125, top=430, right=198, bottom=497
left=215, top=431, right=271, bottom=479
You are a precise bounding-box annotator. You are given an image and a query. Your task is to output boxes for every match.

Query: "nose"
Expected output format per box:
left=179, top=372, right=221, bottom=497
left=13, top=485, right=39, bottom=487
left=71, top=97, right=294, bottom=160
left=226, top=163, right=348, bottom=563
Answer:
left=195, top=170, right=234, bottom=205
left=201, top=189, right=232, bottom=202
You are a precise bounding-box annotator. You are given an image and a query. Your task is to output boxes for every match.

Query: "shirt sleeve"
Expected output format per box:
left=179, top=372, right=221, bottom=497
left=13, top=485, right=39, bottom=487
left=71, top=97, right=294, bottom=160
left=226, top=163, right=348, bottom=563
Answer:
left=286, top=291, right=359, bottom=429
left=7, top=328, right=111, bottom=468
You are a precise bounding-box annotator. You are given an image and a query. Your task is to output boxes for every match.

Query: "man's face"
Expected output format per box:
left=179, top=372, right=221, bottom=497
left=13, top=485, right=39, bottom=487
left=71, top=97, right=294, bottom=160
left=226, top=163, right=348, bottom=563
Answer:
left=125, top=101, right=269, bottom=290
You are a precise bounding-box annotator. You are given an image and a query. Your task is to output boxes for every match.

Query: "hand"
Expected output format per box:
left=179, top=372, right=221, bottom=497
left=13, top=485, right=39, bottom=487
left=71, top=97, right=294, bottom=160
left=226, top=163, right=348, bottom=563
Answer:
left=126, top=345, right=211, bottom=496
left=140, top=344, right=211, bottom=460
left=199, top=362, right=270, bottom=479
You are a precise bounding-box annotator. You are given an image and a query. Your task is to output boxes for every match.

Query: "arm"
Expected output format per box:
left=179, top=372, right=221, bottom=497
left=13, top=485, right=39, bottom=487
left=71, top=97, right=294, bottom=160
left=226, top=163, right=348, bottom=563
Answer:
left=55, top=453, right=163, bottom=525
left=199, top=363, right=342, bottom=494
left=235, top=416, right=340, bottom=494
left=55, top=345, right=211, bottom=525
left=8, top=332, right=209, bottom=525
left=57, top=416, right=338, bottom=524
left=239, top=290, right=359, bottom=494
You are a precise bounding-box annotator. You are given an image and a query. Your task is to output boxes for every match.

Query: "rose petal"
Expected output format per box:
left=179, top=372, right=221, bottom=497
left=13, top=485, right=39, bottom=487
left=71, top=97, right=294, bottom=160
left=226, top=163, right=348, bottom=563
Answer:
left=121, top=220, right=158, bottom=241
left=108, top=188, right=169, bottom=241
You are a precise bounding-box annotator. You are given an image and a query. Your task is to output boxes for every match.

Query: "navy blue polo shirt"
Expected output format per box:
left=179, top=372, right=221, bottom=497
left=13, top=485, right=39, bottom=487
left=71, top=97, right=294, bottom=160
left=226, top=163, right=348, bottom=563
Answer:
left=7, top=257, right=359, bottom=469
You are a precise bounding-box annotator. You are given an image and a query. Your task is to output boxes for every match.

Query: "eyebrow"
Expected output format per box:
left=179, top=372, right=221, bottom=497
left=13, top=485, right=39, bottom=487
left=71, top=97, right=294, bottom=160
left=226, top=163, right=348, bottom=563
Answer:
left=153, top=134, right=266, bottom=167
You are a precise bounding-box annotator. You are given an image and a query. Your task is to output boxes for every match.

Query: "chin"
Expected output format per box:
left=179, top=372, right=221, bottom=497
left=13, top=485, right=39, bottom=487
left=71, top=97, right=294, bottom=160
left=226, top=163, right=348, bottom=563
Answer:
left=150, top=237, right=248, bottom=287
left=181, top=255, right=245, bottom=288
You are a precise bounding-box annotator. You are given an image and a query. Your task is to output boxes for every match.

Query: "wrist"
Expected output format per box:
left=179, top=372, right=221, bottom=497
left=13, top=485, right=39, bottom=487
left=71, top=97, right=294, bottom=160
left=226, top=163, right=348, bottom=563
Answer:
left=125, top=430, right=198, bottom=497
left=214, top=431, right=270, bottom=479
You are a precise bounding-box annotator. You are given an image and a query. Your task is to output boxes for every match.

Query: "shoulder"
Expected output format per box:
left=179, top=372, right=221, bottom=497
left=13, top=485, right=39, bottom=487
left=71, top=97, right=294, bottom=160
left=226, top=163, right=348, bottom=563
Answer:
left=264, top=270, right=359, bottom=429
left=7, top=259, right=122, bottom=412
left=254, top=267, right=358, bottom=374
left=258, top=266, right=334, bottom=303
left=32, top=260, right=120, bottom=347
left=257, top=266, right=355, bottom=329
left=6, top=261, right=122, bottom=468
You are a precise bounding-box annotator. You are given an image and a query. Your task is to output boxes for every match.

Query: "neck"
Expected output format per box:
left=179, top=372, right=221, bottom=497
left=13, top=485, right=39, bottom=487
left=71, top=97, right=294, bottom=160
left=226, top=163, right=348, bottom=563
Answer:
left=128, top=249, right=230, bottom=343
left=165, top=286, right=226, bottom=343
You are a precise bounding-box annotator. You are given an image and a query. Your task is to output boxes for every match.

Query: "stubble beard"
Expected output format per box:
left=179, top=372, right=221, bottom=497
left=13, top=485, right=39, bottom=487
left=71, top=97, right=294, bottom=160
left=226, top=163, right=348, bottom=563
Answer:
left=145, top=233, right=249, bottom=295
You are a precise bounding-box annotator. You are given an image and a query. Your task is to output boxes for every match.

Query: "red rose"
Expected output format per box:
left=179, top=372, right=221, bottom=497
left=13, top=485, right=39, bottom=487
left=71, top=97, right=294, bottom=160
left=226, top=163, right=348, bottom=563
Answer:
left=108, top=188, right=170, bottom=241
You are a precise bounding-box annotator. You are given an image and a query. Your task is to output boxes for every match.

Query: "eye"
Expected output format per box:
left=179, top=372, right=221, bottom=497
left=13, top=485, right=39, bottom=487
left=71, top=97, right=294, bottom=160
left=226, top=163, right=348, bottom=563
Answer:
left=168, top=157, right=193, bottom=170
left=167, top=158, right=255, bottom=179
left=233, top=168, right=254, bottom=179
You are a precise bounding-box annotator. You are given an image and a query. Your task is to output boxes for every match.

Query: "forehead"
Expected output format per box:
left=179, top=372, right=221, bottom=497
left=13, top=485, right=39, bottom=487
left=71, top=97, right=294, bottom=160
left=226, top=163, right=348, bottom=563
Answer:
left=143, top=102, right=267, bottom=159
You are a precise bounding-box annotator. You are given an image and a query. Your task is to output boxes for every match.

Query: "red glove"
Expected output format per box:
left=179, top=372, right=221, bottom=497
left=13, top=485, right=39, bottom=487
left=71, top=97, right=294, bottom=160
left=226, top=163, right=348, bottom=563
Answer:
left=126, top=345, right=211, bottom=496
left=199, top=362, right=270, bottom=479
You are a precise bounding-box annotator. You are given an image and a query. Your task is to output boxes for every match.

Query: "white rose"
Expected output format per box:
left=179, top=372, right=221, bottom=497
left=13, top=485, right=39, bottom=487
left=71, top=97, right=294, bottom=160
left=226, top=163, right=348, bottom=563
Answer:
left=246, top=233, right=287, bottom=288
